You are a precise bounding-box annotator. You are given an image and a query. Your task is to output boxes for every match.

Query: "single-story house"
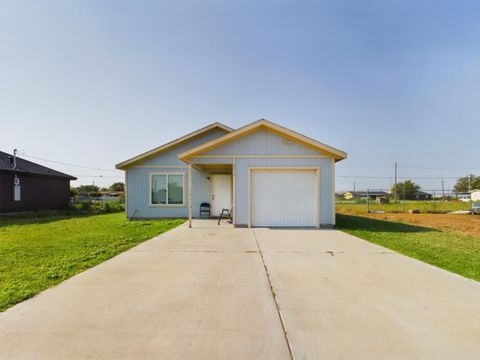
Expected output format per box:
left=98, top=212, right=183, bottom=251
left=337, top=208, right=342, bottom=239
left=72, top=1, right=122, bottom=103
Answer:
left=0, top=151, right=77, bottom=213
left=471, top=189, right=480, bottom=202
left=339, top=190, right=389, bottom=200
left=116, top=119, right=347, bottom=228
left=413, top=190, right=433, bottom=201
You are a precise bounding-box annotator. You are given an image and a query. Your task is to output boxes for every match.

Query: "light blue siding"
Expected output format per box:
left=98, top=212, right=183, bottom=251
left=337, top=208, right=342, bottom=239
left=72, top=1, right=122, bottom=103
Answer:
left=124, top=127, right=337, bottom=226
left=140, top=128, right=227, bottom=166
left=204, top=129, right=323, bottom=156
left=233, top=158, right=334, bottom=226
left=126, top=167, right=210, bottom=218
left=125, top=129, right=227, bottom=218
left=189, top=157, right=234, bottom=164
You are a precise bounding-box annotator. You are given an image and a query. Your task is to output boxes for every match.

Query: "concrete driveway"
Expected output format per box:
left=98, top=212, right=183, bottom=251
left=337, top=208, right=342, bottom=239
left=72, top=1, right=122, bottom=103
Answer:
left=1, top=220, right=480, bottom=359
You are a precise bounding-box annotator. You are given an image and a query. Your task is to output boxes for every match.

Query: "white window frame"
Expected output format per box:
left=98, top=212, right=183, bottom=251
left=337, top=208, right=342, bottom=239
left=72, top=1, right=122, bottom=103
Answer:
left=149, top=172, right=186, bottom=207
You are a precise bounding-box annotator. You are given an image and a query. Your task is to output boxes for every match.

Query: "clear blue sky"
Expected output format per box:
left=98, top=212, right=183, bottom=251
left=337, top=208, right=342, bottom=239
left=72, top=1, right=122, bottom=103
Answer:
left=1, top=0, right=479, bottom=191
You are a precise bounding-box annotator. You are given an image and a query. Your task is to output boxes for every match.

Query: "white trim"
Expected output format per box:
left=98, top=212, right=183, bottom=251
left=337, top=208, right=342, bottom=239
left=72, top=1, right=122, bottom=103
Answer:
left=149, top=172, right=186, bottom=207
left=124, top=172, right=128, bottom=217
left=331, top=158, right=336, bottom=226
left=116, top=122, right=233, bottom=169
left=248, top=167, right=321, bottom=228
left=178, top=119, right=347, bottom=161
left=232, top=157, right=236, bottom=225
left=188, top=164, right=192, bottom=228
left=247, top=168, right=251, bottom=228
left=133, top=165, right=188, bottom=169
left=190, top=154, right=330, bottom=159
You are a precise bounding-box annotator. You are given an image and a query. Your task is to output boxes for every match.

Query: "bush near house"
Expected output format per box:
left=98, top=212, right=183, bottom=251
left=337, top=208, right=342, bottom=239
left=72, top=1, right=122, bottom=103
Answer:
left=71, top=199, right=125, bottom=213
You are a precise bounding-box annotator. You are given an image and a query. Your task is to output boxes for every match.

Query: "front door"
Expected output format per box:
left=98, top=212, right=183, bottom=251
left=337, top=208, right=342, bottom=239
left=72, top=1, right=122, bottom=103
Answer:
left=210, top=174, right=232, bottom=217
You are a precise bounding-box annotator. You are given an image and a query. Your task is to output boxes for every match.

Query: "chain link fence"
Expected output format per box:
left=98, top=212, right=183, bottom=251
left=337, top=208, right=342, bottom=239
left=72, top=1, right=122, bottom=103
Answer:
left=336, top=189, right=477, bottom=214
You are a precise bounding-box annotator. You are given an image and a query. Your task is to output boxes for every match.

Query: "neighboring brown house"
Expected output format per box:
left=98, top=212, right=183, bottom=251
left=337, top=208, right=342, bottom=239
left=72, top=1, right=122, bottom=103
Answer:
left=0, top=151, right=76, bottom=213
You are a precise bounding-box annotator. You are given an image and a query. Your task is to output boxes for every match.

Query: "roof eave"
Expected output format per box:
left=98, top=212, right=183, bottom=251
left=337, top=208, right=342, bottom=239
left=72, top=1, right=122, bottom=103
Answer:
left=116, top=122, right=233, bottom=170
left=0, top=168, right=77, bottom=180
left=178, top=119, right=347, bottom=162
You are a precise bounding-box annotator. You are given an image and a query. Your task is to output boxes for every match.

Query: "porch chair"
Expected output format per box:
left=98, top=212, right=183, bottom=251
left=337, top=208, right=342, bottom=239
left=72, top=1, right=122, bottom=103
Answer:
left=199, top=202, right=210, bottom=218
left=217, top=208, right=233, bottom=225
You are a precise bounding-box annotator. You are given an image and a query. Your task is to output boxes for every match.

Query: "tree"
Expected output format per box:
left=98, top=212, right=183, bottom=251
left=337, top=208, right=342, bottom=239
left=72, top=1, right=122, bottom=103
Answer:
left=390, top=180, right=421, bottom=200
left=109, top=182, right=125, bottom=192
left=69, top=187, right=78, bottom=197
left=77, top=185, right=100, bottom=195
left=454, top=175, right=480, bottom=193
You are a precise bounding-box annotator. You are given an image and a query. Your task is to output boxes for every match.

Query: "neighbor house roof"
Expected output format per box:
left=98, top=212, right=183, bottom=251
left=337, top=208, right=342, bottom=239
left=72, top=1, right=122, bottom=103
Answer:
left=343, top=190, right=388, bottom=196
left=116, top=122, right=233, bottom=170
left=415, top=190, right=432, bottom=196
left=0, top=151, right=77, bottom=180
left=178, top=119, right=347, bottom=162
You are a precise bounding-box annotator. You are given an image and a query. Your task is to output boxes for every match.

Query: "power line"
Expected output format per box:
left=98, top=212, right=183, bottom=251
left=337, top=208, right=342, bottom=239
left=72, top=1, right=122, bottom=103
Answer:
left=400, top=165, right=480, bottom=172
left=337, top=175, right=461, bottom=180
left=73, top=175, right=124, bottom=179
left=22, top=154, right=121, bottom=173
left=337, top=175, right=392, bottom=179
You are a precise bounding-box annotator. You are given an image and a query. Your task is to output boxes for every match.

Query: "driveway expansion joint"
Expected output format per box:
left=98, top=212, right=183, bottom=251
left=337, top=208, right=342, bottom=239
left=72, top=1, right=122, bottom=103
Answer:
left=252, top=229, right=296, bottom=360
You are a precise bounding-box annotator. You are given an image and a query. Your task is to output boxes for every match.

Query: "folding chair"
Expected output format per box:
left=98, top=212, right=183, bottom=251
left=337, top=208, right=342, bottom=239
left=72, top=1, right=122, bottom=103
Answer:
left=217, top=208, right=233, bottom=225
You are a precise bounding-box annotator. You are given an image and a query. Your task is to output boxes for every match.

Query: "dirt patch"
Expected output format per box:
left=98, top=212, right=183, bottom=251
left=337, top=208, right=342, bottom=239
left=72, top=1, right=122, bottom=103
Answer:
left=338, top=210, right=480, bottom=239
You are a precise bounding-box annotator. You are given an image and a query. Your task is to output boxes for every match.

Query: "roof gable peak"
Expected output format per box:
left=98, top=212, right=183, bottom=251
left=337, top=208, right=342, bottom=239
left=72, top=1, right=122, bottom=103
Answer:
left=178, top=119, right=347, bottom=161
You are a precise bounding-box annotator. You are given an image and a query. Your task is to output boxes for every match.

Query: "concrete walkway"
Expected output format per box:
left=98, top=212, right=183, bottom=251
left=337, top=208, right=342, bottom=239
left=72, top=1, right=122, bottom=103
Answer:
left=1, top=220, right=480, bottom=359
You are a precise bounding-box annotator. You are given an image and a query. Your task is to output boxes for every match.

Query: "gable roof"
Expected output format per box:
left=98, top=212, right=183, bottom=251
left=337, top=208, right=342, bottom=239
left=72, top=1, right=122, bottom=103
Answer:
left=178, top=119, right=347, bottom=161
left=0, top=151, right=77, bottom=180
left=116, top=122, right=233, bottom=169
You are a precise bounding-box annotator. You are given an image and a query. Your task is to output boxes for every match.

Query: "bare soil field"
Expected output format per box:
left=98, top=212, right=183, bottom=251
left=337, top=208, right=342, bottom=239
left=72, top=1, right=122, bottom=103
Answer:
left=337, top=210, right=480, bottom=239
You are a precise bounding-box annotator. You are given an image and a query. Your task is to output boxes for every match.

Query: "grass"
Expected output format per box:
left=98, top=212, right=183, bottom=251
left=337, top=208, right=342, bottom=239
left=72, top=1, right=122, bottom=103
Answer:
left=336, top=213, right=480, bottom=282
left=0, top=213, right=184, bottom=311
left=337, top=200, right=471, bottom=214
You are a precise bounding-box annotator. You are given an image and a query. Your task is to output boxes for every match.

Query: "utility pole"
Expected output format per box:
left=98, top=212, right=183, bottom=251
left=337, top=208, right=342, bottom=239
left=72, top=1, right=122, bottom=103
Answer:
left=394, top=162, right=398, bottom=203
left=366, top=189, right=370, bottom=213
left=13, top=149, right=18, bottom=169
left=9, top=149, right=18, bottom=169
left=441, top=178, right=445, bottom=199
left=469, top=175, right=473, bottom=208
left=353, top=181, right=356, bottom=192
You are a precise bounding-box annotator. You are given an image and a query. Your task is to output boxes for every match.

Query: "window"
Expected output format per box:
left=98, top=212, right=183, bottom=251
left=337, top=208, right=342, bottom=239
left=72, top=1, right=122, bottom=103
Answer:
left=151, top=173, right=184, bottom=206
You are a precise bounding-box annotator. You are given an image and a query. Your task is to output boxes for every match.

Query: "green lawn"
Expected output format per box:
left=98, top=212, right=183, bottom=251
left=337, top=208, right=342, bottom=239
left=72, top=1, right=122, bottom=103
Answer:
left=336, top=213, right=480, bottom=282
left=0, top=213, right=184, bottom=311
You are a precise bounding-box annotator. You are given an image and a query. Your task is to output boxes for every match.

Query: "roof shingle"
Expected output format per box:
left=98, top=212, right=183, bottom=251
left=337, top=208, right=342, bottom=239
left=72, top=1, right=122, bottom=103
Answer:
left=0, top=151, right=77, bottom=180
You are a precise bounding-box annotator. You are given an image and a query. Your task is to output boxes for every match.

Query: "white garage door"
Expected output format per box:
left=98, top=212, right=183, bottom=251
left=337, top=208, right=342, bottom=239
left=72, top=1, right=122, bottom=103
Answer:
left=251, top=169, right=318, bottom=227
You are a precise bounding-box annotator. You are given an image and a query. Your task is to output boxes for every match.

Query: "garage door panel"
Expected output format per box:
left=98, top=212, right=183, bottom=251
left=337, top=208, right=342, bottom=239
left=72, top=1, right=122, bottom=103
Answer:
left=251, top=170, right=317, bottom=227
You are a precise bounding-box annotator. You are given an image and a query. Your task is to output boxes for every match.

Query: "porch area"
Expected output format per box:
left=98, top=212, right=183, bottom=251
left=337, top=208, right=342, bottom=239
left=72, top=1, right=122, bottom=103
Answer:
left=190, top=218, right=234, bottom=228
left=188, top=162, right=234, bottom=228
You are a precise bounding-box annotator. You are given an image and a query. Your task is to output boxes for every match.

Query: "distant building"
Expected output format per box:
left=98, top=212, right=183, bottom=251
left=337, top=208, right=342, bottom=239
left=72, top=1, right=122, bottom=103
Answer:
left=340, top=190, right=389, bottom=200
left=452, top=193, right=470, bottom=202
left=0, top=151, right=76, bottom=213
left=471, top=189, right=480, bottom=202
left=413, top=191, right=433, bottom=201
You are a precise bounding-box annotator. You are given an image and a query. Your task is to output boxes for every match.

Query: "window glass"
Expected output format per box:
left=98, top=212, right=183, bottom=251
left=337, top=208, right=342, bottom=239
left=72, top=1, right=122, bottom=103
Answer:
left=151, top=174, right=167, bottom=204
left=168, top=174, right=183, bottom=204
